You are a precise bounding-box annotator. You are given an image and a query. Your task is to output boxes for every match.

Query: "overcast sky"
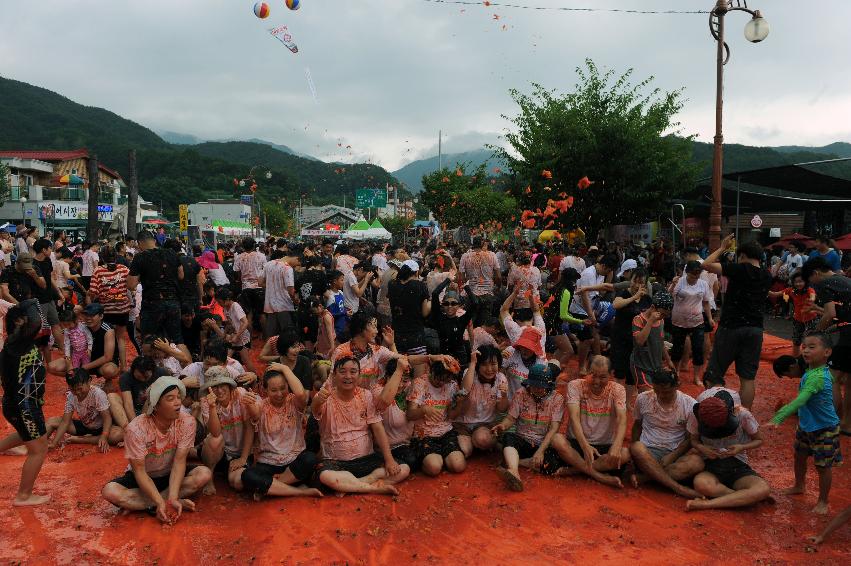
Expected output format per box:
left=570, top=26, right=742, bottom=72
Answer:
left=2, top=0, right=850, bottom=170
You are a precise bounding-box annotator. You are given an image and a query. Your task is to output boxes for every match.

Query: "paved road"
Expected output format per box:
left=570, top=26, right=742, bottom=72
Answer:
left=763, top=315, right=793, bottom=341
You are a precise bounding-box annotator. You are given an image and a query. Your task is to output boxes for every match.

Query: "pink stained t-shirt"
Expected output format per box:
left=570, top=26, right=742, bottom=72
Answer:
left=317, top=387, right=382, bottom=461
left=408, top=377, right=458, bottom=439
left=370, top=381, right=414, bottom=448
left=255, top=395, right=307, bottom=466
left=124, top=412, right=196, bottom=478
left=64, top=386, right=110, bottom=430
left=456, top=372, right=508, bottom=425
left=201, top=387, right=249, bottom=459
left=566, top=378, right=626, bottom=445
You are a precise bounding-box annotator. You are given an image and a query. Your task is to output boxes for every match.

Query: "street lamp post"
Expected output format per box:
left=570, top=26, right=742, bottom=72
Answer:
left=19, top=196, right=27, bottom=226
left=707, top=0, right=769, bottom=249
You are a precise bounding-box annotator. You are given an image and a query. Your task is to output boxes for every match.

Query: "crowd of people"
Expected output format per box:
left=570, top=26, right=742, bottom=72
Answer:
left=0, top=224, right=849, bottom=544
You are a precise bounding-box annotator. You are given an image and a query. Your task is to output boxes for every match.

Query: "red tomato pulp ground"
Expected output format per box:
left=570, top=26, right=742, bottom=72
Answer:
left=1, top=334, right=849, bottom=565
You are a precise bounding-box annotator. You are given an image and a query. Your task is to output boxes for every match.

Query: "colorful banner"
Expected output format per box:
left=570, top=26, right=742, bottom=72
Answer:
left=683, top=217, right=708, bottom=244
left=38, top=201, right=113, bottom=222
left=179, top=204, right=189, bottom=232
left=608, top=221, right=658, bottom=244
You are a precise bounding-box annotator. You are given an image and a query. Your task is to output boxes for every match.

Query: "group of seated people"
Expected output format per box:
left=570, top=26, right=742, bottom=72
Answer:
left=0, top=232, right=847, bottom=548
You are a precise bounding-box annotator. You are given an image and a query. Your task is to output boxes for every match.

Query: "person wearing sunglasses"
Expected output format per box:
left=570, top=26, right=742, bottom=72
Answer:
left=430, top=276, right=474, bottom=366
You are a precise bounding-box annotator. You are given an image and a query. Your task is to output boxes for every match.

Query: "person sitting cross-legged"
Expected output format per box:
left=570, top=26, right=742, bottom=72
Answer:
left=550, top=355, right=628, bottom=488
left=628, top=370, right=704, bottom=499
left=101, top=376, right=212, bottom=524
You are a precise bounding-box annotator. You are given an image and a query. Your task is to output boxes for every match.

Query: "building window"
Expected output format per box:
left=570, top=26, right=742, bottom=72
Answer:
left=24, top=175, right=33, bottom=186
left=71, top=168, right=77, bottom=175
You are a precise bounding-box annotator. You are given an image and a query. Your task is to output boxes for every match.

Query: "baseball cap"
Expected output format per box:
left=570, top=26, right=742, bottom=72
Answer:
left=82, top=303, right=104, bottom=316
left=402, top=259, right=420, bottom=272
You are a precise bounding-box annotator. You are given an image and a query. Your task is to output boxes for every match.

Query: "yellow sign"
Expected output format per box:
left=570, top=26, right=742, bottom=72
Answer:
left=178, top=204, right=189, bottom=232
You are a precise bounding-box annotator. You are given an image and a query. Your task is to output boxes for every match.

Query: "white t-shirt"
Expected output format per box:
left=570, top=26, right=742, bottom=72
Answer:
left=700, top=270, right=719, bottom=310
left=634, top=390, right=696, bottom=451
left=207, top=266, right=230, bottom=286
left=456, top=373, right=508, bottom=425
left=64, top=386, right=110, bottom=430
left=559, top=255, right=586, bottom=274
left=261, top=260, right=295, bottom=313
left=671, top=277, right=711, bottom=328
left=570, top=265, right=603, bottom=316
left=82, top=249, right=99, bottom=277
left=226, top=301, right=251, bottom=346
left=233, top=251, right=267, bottom=289
left=342, top=271, right=360, bottom=313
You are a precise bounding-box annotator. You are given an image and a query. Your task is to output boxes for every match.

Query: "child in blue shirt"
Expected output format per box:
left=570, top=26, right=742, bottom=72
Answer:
left=769, top=333, right=842, bottom=515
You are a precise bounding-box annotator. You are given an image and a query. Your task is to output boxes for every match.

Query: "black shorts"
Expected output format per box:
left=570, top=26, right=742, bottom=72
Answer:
left=704, top=457, right=758, bottom=488
left=103, top=312, right=130, bottom=327
left=298, top=309, right=319, bottom=343
left=705, top=326, right=763, bottom=382
left=574, top=323, right=593, bottom=342
left=213, top=453, right=254, bottom=477
left=108, top=465, right=197, bottom=491
left=411, top=429, right=462, bottom=463
left=241, top=451, right=318, bottom=494
left=391, top=444, right=418, bottom=472
left=567, top=437, right=612, bottom=457
left=610, top=336, right=633, bottom=382
left=499, top=432, right=565, bottom=476
left=72, top=419, right=103, bottom=437
left=238, top=288, right=265, bottom=316
left=828, top=344, right=851, bottom=374
left=2, top=394, right=46, bottom=442
left=317, top=452, right=385, bottom=479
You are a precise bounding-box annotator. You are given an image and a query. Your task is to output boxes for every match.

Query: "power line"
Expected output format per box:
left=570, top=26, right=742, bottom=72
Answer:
left=417, top=0, right=708, bottom=15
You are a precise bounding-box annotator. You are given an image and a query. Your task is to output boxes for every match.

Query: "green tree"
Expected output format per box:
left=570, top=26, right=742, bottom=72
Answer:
left=0, top=160, right=10, bottom=203
left=494, top=59, right=700, bottom=238
left=379, top=215, right=414, bottom=243
left=420, top=163, right=516, bottom=229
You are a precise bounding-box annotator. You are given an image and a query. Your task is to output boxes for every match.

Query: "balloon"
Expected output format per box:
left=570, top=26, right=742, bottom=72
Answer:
left=254, top=2, right=270, bottom=18
left=286, top=0, right=301, bottom=9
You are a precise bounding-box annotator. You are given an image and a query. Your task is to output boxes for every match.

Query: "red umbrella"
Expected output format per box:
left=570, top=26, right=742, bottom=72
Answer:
left=831, top=233, right=851, bottom=251
left=764, top=232, right=814, bottom=249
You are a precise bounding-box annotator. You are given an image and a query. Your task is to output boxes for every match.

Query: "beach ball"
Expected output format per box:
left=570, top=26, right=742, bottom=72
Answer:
left=254, top=2, right=271, bottom=18
left=286, top=0, right=301, bottom=10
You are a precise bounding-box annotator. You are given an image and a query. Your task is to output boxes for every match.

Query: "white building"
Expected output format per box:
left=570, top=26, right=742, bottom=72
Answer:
left=0, top=149, right=156, bottom=236
left=189, top=199, right=254, bottom=236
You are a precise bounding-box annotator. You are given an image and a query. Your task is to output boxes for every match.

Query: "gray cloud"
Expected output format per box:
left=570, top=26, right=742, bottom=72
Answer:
left=1, top=0, right=849, bottom=170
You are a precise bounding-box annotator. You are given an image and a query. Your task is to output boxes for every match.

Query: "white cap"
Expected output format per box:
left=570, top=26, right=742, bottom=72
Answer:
left=402, top=259, right=420, bottom=272
left=617, top=259, right=638, bottom=278
left=145, top=376, right=186, bottom=415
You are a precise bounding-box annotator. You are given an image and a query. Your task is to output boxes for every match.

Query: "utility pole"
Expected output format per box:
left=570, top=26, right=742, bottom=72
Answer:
left=438, top=130, right=442, bottom=172
left=86, top=153, right=100, bottom=241
left=127, top=149, right=138, bottom=238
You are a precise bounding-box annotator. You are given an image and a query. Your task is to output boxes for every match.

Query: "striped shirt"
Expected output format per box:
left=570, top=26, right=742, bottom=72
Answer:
left=89, top=265, right=131, bottom=313
left=509, top=389, right=564, bottom=446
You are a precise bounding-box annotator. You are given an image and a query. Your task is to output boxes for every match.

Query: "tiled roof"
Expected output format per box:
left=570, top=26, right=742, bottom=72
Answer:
left=0, top=149, right=124, bottom=181
left=0, top=149, right=90, bottom=161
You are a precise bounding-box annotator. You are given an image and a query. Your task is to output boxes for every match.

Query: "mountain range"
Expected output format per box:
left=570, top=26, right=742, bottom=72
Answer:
left=0, top=76, right=401, bottom=220
left=393, top=142, right=851, bottom=193
left=1, top=74, right=850, bottom=215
